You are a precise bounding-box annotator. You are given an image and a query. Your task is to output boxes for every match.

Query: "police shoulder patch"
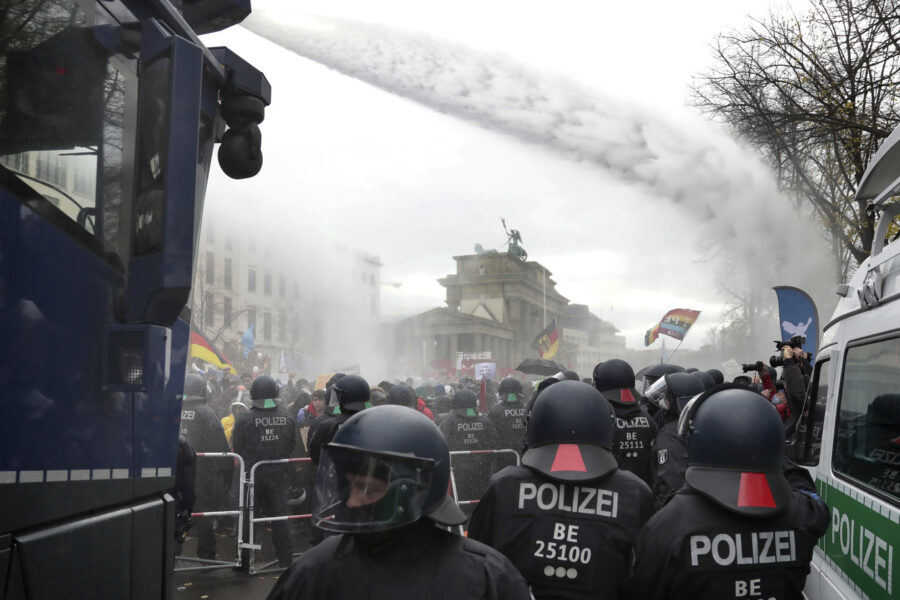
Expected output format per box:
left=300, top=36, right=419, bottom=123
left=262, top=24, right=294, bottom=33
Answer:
left=658, top=449, right=668, bottom=465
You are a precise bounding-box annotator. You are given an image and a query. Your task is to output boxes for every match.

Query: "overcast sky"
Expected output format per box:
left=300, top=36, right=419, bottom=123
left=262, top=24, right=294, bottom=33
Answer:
left=201, top=0, right=830, bottom=351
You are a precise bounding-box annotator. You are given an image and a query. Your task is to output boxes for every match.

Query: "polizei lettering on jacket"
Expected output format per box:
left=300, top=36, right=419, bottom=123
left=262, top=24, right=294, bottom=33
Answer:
left=457, top=422, right=484, bottom=432
left=615, top=416, right=650, bottom=429
left=255, top=416, right=288, bottom=427
left=689, top=531, right=797, bottom=567
left=517, top=482, right=619, bottom=517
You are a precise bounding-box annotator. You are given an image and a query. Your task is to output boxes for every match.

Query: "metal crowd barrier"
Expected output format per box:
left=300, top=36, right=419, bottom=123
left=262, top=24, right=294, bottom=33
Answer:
left=183, top=448, right=523, bottom=572
left=174, top=452, right=246, bottom=573
left=245, top=457, right=313, bottom=574
left=448, top=448, right=521, bottom=535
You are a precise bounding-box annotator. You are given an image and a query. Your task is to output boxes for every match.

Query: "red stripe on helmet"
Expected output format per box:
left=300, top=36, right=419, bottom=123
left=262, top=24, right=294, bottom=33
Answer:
left=620, top=389, right=636, bottom=403
left=550, top=444, right=587, bottom=473
left=737, top=472, right=776, bottom=508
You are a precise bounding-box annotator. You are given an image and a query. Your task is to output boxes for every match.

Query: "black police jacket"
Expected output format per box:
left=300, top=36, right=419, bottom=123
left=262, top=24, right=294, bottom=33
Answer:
left=439, top=410, right=500, bottom=503
left=306, top=411, right=350, bottom=465
left=487, top=399, right=526, bottom=454
left=653, top=421, right=688, bottom=510
left=611, top=403, right=658, bottom=489
left=232, top=404, right=297, bottom=473
left=468, top=465, right=653, bottom=600
left=439, top=409, right=500, bottom=451
left=781, top=358, right=808, bottom=417
left=628, top=468, right=829, bottom=600
left=266, top=519, right=530, bottom=599
left=180, top=399, right=232, bottom=498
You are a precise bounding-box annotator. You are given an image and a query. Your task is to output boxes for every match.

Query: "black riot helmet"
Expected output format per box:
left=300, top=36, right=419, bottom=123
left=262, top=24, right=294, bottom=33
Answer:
left=640, top=363, right=684, bottom=394
left=386, top=384, right=416, bottom=408
left=523, top=381, right=617, bottom=482
left=324, top=372, right=347, bottom=412
left=250, top=375, right=281, bottom=409
left=313, top=405, right=466, bottom=533
left=679, top=385, right=791, bottom=516
left=551, top=370, right=580, bottom=382
left=693, top=370, right=716, bottom=391
left=498, top=377, right=523, bottom=395
left=705, top=369, right=725, bottom=385
left=183, top=374, right=208, bottom=402
left=331, top=375, right=371, bottom=414
left=498, top=377, right=523, bottom=403
left=451, top=389, right=477, bottom=413
left=592, top=359, right=640, bottom=405
left=646, top=372, right=704, bottom=414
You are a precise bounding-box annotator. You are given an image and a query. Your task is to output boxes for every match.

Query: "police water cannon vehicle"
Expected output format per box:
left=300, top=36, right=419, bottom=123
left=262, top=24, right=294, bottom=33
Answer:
left=0, top=0, right=269, bottom=597
left=791, top=120, right=900, bottom=600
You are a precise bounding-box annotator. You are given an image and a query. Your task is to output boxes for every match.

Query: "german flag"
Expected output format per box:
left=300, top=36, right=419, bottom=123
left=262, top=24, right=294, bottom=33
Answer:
left=190, top=331, right=236, bottom=375
left=534, top=318, right=559, bottom=359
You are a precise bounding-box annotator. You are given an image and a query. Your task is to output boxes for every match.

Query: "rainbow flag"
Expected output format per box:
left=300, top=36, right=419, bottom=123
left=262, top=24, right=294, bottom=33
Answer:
left=644, top=308, right=701, bottom=346
left=190, top=331, right=236, bottom=374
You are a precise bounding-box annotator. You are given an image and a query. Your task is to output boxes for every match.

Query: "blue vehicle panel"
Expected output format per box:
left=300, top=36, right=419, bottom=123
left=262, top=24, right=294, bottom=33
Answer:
left=0, top=0, right=269, bottom=595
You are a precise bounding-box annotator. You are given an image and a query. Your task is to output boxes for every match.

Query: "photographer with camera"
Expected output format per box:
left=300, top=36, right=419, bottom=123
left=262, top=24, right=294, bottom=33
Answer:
left=740, top=336, right=812, bottom=431
left=771, top=336, right=813, bottom=422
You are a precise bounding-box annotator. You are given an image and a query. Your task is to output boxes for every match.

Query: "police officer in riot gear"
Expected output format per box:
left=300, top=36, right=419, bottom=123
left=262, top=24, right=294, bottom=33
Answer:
left=305, top=373, right=345, bottom=448
left=693, top=369, right=716, bottom=391
left=628, top=385, right=830, bottom=599
left=649, top=372, right=705, bottom=509
left=468, top=381, right=653, bottom=599
left=592, top=359, right=658, bottom=489
left=179, top=374, right=233, bottom=560
left=439, top=389, right=500, bottom=509
left=640, top=363, right=684, bottom=396
left=487, top=377, right=527, bottom=458
left=307, top=374, right=372, bottom=465
left=705, top=368, right=725, bottom=386
left=232, top=375, right=297, bottom=567
left=266, top=406, right=530, bottom=599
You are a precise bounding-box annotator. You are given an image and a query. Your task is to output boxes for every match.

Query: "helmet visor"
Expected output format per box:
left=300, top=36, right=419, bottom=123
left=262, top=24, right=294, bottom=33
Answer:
left=313, top=444, right=435, bottom=533
left=645, top=376, right=668, bottom=409
left=641, top=374, right=660, bottom=395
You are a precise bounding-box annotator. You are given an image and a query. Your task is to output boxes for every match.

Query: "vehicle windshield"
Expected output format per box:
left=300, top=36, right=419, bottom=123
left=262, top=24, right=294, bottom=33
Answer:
left=0, top=0, right=131, bottom=268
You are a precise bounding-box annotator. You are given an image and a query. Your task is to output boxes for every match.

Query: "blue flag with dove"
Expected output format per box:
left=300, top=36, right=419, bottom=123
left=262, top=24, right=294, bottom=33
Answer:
left=773, top=286, right=818, bottom=360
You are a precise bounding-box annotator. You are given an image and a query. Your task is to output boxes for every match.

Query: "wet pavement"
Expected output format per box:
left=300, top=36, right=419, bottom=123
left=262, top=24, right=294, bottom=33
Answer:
left=172, top=518, right=315, bottom=600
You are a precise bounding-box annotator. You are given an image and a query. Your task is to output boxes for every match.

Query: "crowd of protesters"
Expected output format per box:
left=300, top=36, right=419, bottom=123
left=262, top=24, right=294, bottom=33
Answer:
left=176, top=345, right=830, bottom=598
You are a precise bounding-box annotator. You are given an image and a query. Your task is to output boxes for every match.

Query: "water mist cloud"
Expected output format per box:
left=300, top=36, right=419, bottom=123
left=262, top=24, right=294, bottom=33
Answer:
left=244, top=10, right=832, bottom=291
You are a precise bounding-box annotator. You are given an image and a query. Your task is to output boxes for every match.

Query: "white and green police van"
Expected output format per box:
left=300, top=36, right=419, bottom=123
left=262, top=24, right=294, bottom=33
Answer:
left=794, top=124, right=900, bottom=600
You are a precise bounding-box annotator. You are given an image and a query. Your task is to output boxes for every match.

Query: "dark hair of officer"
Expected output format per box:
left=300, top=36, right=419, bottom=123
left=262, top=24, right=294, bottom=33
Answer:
left=522, top=380, right=617, bottom=482
left=679, top=384, right=791, bottom=516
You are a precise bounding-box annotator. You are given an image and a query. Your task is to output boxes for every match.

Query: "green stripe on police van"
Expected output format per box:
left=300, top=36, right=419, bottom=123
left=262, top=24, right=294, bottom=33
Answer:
left=817, top=479, right=897, bottom=600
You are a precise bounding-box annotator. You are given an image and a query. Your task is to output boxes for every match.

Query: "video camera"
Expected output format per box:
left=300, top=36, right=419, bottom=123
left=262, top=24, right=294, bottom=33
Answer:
left=770, top=335, right=806, bottom=367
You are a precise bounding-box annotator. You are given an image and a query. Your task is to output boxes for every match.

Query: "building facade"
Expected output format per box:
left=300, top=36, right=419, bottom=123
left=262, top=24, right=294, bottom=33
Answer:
left=393, top=252, right=625, bottom=379
left=190, top=216, right=382, bottom=377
